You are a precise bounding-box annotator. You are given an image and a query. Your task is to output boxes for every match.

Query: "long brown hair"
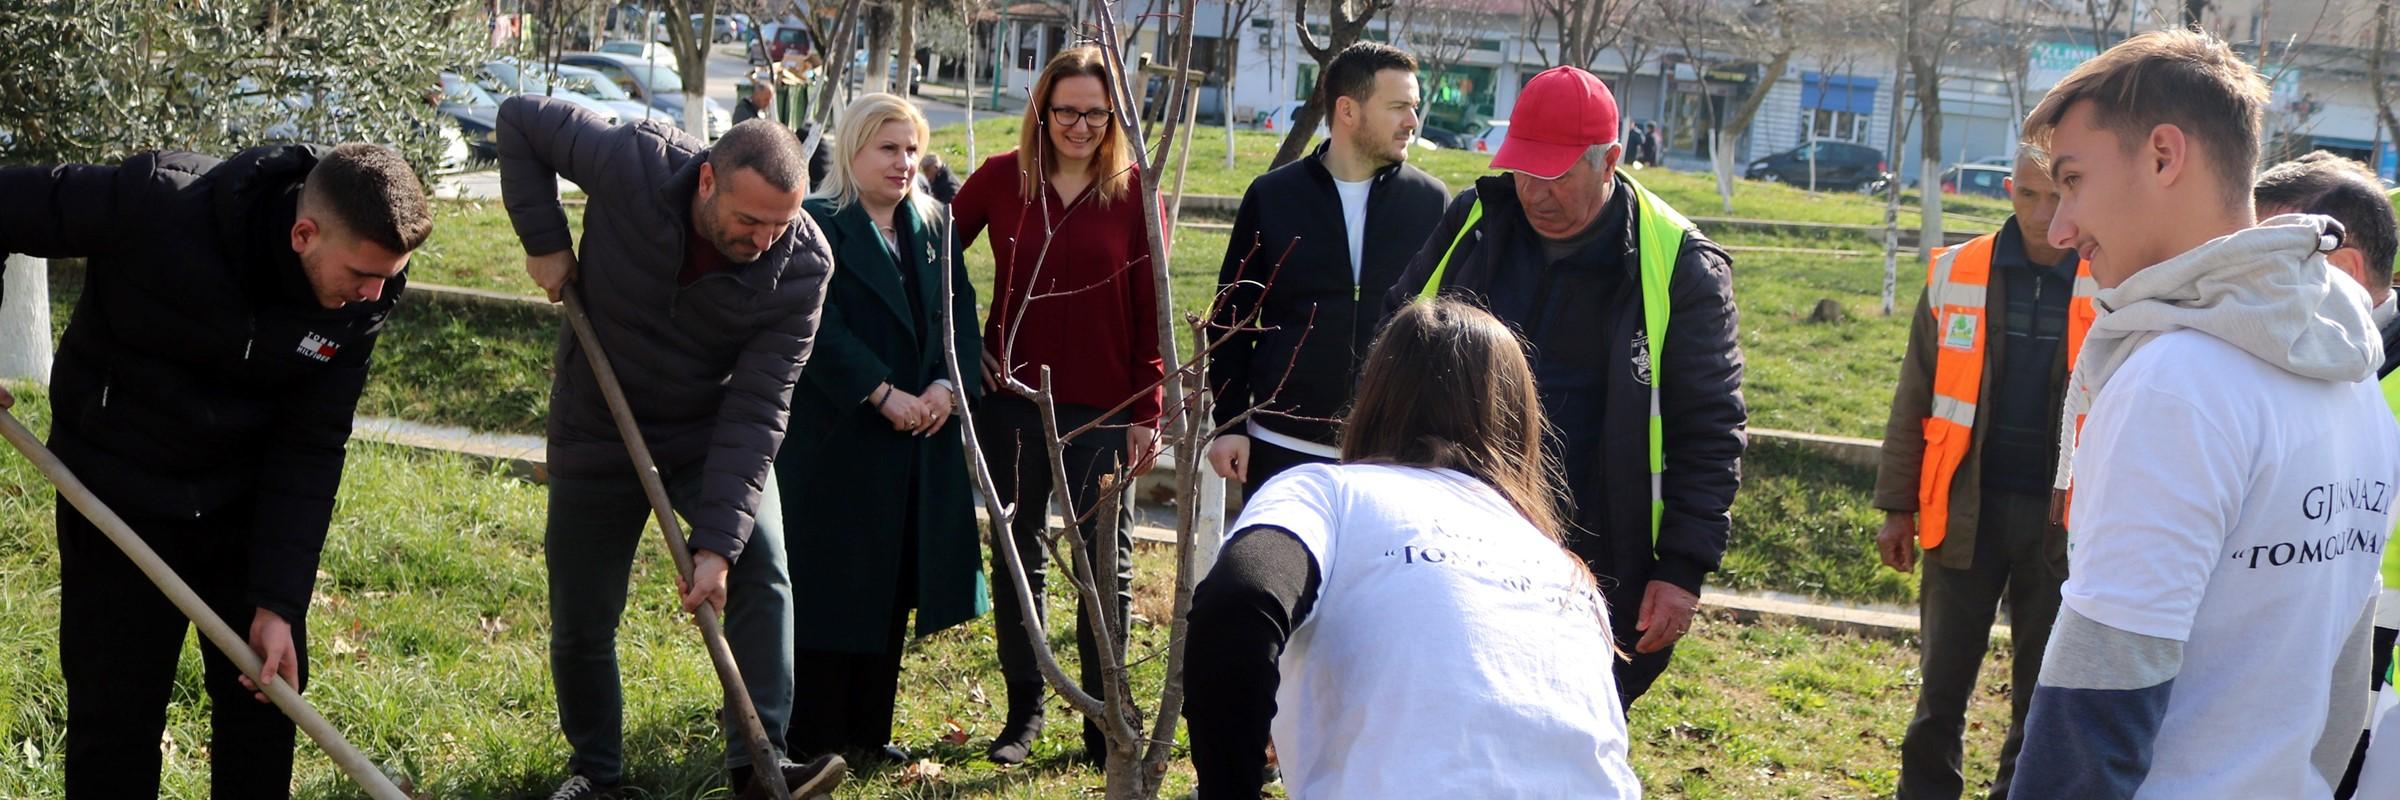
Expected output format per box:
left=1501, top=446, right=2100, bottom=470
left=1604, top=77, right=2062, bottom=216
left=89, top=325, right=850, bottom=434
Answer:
left=1016, top=46, right=1134, bottom=207
left=1341, top=299, right=1567, bottom=541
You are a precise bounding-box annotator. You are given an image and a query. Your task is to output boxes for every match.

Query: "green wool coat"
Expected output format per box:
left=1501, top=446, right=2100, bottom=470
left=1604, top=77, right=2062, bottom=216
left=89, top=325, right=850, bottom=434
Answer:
left=776, top=193, right=989, bottom=654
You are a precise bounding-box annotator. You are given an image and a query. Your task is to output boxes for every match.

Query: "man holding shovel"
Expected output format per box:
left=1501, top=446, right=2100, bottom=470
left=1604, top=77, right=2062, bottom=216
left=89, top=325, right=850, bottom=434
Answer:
left=496, top=96, right=841, bottom=800
left=0, top=143, right=423, bottom=798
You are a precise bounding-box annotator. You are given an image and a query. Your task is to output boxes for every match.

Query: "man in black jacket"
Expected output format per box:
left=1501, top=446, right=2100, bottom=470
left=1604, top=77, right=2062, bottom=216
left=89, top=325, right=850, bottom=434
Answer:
left=0, top=143, right=425, bottom=798
left=1206, top=42, right=1449, bottom=492
left=1385, top=66, right=1747, bottom=709
left=732, top=68, right=833, bottom=191
left=498, top=96, right=840, bottom=800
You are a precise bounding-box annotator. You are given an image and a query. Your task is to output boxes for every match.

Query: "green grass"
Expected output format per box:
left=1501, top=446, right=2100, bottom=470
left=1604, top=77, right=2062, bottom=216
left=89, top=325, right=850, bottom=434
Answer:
left=404, top=201, right=585, bottom=294
left=1719, top=439, right=1915, bottom=605
left=0, top=388, right=2011, bottom=797
left=928, top=119, right=2016, bottom=228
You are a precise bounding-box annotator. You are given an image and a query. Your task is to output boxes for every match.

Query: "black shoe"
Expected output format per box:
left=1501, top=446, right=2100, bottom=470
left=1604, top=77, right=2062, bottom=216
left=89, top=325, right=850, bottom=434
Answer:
left=545, top=774, right=620, bottom=800
left=853, top=743, right=911, bottom=768
left=729, top=754, right=849, bottom=800
left=985, top=681, right=1047, bottom=765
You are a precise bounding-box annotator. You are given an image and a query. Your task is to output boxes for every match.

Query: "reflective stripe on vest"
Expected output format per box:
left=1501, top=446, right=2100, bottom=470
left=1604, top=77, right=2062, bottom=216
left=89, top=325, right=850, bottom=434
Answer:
left=2382, top=370, right=2400, bottom=591
left=1916, top=233, right=2095, bottom=549
left=1418, top=171, right=1689, bottom=545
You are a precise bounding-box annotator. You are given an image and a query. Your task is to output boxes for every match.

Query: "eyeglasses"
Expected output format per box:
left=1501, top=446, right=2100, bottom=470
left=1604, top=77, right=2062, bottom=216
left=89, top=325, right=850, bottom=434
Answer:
left=1048, top=106, right=1113, bottom=128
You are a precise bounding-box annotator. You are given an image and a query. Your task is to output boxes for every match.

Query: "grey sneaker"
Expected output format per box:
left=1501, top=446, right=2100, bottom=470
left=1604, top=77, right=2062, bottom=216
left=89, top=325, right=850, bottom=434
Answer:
left=731, top=753, right=848, bottom=800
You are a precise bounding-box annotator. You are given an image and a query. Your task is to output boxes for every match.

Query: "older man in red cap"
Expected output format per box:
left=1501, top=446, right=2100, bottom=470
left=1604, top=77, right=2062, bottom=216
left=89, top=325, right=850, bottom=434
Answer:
left=1386, top=65, right=1746, bottom=708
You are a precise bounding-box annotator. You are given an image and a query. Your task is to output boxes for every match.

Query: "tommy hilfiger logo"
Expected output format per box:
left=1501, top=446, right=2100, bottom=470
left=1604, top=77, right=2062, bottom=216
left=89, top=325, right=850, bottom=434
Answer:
left=296, top=333, right=340, bottom=362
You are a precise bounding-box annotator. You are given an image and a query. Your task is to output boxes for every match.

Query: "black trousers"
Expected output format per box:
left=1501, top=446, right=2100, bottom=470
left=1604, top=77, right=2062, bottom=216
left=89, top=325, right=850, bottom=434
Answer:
left=1604, top=577, right=1676, bottom=710
left=2337, top=623, right=2400, bottom=798
left=1239, top=434, right=1335, bottom=499
left=58, top=496, right=308, bottom=799
left=1898, top=490, right=2065, bottom=800
left=787, top=481, right=920, bottom=758
left=975, top=393, right=1134, bottom=754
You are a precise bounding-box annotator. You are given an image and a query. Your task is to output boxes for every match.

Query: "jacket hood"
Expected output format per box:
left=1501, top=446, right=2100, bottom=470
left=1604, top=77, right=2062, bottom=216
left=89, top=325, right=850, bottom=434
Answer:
left=2052, top=214, right=2376, bottom=490
left=2091, top=213, right=2379, bottom=383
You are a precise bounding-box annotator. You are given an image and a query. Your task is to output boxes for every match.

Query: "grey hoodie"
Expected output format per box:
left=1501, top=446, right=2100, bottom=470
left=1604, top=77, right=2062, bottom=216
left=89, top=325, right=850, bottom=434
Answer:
left=2052, top=214, right=2378, bottom=491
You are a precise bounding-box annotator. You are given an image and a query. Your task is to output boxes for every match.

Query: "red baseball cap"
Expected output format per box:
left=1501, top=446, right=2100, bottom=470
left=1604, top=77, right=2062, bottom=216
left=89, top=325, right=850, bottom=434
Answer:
left=1492, top=66, right=1621, bottom=180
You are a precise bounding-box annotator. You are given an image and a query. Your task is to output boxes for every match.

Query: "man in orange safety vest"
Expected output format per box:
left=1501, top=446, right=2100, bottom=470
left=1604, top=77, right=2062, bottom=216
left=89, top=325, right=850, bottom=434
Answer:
left=1872, top=147, right=2093, bottom=800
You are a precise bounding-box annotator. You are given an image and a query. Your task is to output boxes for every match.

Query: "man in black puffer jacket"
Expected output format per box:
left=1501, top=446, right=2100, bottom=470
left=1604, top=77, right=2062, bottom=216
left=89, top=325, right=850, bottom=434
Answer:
left=0, top=143, right=426, bottom=799
left=497, top=95, right=840, bottom=800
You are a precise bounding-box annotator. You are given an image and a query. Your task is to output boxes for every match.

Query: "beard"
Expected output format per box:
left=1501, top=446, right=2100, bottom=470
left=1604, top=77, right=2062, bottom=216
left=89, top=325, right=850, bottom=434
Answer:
left=1352, top=124, right=1403, bottom=169
left=697, top=192, right=765, bottom=263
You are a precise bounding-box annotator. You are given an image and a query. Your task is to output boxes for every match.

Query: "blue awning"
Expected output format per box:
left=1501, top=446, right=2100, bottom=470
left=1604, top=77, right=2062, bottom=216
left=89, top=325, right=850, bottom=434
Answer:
left=1802, top=73, right=1878, bottom=115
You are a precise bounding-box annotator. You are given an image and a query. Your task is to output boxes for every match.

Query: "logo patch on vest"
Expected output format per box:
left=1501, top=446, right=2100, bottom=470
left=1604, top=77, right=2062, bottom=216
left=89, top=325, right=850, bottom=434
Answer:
left=1941, top=311, right=1979, bottom=351
left=296, top=333, right=340, bottom=363
left=1631, top=330, right=1653, bottom=387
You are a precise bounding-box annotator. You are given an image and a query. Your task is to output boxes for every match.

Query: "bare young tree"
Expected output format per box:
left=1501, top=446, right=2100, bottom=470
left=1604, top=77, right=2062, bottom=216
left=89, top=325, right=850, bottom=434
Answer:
left=656, top=0, right=726, bottom=137
left=1534, top=0, right=1647, bottom=71
left=1393, top=0, right=1488, bottom=83
left=1219, top=0, right=1270, bottom=167
left=1269, top=0, right=1397, bottom=167
left=1662, top=0, right=1799, bottom=211
left=1903, top=0, right=1968, bottom=254
left=2376, top=0, right=2400, bottom=151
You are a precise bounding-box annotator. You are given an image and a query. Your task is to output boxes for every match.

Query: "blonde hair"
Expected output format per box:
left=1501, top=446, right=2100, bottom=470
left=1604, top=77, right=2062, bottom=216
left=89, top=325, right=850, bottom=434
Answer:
left=1016, top=46, right=1134, bottom=207
left=812, top=92, right=932, bottom=209
left=2023, top=29, right=2269, bottom=210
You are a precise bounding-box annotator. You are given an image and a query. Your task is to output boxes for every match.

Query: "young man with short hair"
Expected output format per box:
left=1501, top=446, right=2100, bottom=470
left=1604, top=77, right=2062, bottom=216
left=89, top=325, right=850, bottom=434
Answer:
left=1206, top=41, right=1449, bottom=492
left=0, top=142, right=426, bottom=798
left=2010, top=30, right=2400, bottom=798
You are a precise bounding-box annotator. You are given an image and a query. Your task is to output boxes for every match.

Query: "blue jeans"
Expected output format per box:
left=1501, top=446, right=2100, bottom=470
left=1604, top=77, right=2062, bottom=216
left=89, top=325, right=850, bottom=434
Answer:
left=546, top=467, right=793, bottom=783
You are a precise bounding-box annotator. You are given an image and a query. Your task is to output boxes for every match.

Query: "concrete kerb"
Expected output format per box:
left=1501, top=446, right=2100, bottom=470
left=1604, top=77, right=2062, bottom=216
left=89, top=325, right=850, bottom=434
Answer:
left=339, top=408, right=1934, bottom=642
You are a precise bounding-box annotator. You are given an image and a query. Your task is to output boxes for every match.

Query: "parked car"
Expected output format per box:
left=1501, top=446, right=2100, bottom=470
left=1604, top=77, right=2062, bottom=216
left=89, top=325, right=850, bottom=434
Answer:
left=847, top=51, right=922, bottom=94
left=436, top=72, right=501, bottom=162
left=1937, top=163, right=2012, bottom=199
left=1468, top=121, right=1509, bottom=157
left=559, top=51, right=730, bottom=139
left=1419, top=124, right=1471, bottom=150
left=759, top=22, right=811, bottom=64
left=477, top=59, right=624, bottom=125
left=691, top=14, right=736, bottom=43
left=597, top=39, right=671, bottom=62
left=553, top=63, right=660, bottom=125
left=1745, top=140, right=1887, bottom=190
left=1973, top=155, right=2015, bottom=167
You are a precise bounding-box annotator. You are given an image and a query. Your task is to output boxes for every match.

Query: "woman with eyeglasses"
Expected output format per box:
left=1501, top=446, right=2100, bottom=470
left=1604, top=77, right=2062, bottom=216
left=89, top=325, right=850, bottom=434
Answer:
left=948, top=45, right=1164, bottom=766
left=1184, top=299, right=1641, bottom=799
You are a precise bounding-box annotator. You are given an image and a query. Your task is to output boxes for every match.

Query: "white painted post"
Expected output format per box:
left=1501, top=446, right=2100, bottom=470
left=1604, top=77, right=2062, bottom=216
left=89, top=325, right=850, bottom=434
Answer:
left=0, top=255, right=53, bottom=386
left=1192, top=461, right=1228, bottom=578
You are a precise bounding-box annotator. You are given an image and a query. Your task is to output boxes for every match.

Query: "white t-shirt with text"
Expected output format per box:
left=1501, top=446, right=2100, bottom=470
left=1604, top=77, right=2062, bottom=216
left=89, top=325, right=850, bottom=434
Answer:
left=2064, top=329, right=2400, bottom=798
left=1232, top=463, right=1641, bottom=800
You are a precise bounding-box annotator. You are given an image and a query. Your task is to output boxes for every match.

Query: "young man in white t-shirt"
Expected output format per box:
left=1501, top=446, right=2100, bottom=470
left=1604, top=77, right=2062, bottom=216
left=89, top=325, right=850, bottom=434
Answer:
left=2010, top=30, right=2400, bottom=799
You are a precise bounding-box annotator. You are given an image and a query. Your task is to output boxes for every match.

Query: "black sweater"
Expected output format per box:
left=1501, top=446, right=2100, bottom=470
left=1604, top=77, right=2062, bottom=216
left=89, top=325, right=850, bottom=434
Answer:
left=1185, top=525, right=1322, bottom=799
left=1208, top=143, right=1449, bottom=446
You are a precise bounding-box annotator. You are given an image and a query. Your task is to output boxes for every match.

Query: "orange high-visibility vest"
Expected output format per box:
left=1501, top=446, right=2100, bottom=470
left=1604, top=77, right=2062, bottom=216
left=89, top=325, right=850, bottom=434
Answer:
left=1916, top=233, right=2096, bottom=549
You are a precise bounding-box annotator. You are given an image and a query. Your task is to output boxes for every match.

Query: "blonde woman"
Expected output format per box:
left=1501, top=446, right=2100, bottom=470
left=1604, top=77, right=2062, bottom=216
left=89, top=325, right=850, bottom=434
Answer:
left=949, top=45, right=1165, bottom=765
left=773, top=93, right=987, bottom=767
